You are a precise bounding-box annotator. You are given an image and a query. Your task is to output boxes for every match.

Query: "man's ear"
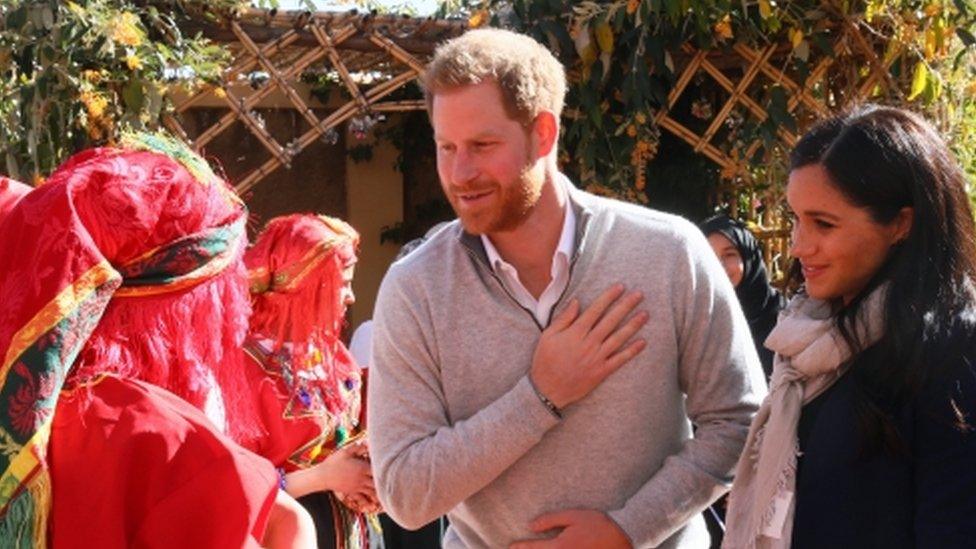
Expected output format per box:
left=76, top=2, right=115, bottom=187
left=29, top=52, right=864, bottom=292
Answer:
left=531, top=111, right=559, bottom=159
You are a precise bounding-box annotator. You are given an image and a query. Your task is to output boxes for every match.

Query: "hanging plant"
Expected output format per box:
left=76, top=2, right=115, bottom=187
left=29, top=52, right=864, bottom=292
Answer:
left=0, top=0, right=247, bottom=181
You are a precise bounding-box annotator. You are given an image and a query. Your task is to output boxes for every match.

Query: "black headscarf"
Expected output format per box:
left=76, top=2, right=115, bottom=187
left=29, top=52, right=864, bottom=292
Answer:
left=700, top=214, right=785, bottom=377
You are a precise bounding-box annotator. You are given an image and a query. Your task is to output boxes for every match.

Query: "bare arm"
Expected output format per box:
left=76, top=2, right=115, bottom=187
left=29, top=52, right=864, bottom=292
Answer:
left=262, top=490, right=317, bottom=549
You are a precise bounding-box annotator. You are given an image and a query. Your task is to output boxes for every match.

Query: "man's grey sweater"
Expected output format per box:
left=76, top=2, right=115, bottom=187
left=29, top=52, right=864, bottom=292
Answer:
left=368, top=184, right=767, bottom=548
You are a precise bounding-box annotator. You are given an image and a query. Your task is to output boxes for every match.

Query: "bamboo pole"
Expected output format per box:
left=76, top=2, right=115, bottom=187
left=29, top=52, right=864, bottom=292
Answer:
left=366, top=30, right=427, bottom=74
left=697, top=45, right=776, bottom=153
left=194, top=40, right=328, bottom=149
left=236, top=67, right=420, bottom=194
left=654, top=49, right=706, bottom=124
left=310, top=23, right=370, bottom=112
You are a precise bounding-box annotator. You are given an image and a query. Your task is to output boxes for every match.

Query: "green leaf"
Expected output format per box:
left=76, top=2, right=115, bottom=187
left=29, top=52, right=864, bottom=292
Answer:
left=953, top=47, right=968, bottom=71
left=908, top=61, right=928, bottom=101
left=923, top=72, right=942, bottom=104
left=539, top=20, right=572, bottom=57
left=588, top=105, right=604, bottom=131
left=812, top=32, right=835, bottom=56
left=41, top=6, right=54, bottom=30
left=767, top=86, right=795, bottom=132
left=957, top=27, right=976, bottom=47
left=123, top=79, right=145, bottom=111
left=6, top=7, right=27, bottom=30
left=663, top=0, right=681, bottom=20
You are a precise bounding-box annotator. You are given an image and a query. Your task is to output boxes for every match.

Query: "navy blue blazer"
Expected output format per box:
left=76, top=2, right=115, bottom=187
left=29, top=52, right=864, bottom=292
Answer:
left=791, top=333, right=976, bottom=548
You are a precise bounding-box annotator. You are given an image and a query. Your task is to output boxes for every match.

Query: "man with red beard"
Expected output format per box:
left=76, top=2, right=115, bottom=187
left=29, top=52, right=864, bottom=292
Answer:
left=368, top=29, right=766, bottom=549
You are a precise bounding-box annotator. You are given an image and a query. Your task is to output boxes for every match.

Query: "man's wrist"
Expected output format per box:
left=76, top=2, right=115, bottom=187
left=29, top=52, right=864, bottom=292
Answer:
left=527, top=375, right=562, bottom=419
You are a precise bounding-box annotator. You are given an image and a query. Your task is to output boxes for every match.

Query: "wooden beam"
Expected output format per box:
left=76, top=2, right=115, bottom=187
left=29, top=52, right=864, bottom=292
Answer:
left=181, top=21, right=451, bottom=56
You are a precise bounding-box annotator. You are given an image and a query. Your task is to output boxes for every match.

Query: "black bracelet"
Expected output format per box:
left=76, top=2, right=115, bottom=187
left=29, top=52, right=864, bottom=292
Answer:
left=528, top=377, right=562, bottom=419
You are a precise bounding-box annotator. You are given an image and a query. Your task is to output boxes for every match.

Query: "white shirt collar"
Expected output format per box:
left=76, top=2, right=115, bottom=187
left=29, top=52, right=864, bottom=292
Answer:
left=481, top=196, right=575, bottom=275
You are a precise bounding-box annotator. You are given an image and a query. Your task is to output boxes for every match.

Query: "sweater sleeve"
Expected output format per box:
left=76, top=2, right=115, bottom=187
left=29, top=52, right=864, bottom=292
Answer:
left=367, top=265, right=560, bottom=529
left=608, top=224, right=767, bottom=546
left=913, top=336, right=976, bottom=547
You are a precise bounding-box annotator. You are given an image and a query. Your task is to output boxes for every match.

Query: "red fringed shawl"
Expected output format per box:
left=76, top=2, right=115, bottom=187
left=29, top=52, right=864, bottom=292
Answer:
left=0, top=134, right=265, bottom=545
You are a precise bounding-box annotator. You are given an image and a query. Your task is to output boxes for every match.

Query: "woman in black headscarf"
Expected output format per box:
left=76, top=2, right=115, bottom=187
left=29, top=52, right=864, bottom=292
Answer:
left=700, top=215, right=785, bottom=378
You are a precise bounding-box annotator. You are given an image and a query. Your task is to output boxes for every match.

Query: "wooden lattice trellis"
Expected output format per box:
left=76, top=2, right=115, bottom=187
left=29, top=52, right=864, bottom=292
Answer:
left=649, top=12, right=909, bottom=280
left=166, top=9, right=466, bottom=194
left=168, top=9, right=912, bottom=280
left=659, top=20, right=902, bottom=183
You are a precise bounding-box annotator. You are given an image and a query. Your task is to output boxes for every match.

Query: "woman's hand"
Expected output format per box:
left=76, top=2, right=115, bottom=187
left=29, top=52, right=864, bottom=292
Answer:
left=283, top=441, right=375, bottom=500
left=338, top=490, right=383, bottom=514
left=318, top=442, right=374, bottom=496
left=330, top=441, right=382, bottom=513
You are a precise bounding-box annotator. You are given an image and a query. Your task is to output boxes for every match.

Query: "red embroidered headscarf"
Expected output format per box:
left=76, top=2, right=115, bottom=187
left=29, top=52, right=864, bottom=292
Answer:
left=0, top=177, right=31, bottom=222
left=0, top=133, right=260, bottom=545
left=245, top=214, right=360, bottom=412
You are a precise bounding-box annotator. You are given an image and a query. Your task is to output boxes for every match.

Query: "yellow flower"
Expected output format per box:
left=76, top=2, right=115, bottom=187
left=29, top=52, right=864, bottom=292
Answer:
left=468, top=9, right=489, bottom=28
left=595, top=22, right=614, bottom=53
left=125, top=54, right=143, bottom=71
left=214, top=87, right=227, bottom=99
left=80, top=90, right=108, bottom=120
left=714, top=14, right=734, bottom=42
left=626, top=125, right=637, bottom=137
left=635, top=112, right=647, bottom=124
left=111, top=12, right=144, bottom=47
left=32, top=174, right=46, bottom=187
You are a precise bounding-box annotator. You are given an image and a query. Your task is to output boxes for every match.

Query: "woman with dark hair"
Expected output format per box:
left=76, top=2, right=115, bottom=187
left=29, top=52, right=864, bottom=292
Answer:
left=701, top=215, right=785, bottom=377
left=724, top=105, right=976, bottom=548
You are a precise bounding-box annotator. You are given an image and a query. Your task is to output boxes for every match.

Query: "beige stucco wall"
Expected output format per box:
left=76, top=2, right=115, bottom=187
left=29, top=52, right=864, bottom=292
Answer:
left=345, top=137, right=403, bottom=332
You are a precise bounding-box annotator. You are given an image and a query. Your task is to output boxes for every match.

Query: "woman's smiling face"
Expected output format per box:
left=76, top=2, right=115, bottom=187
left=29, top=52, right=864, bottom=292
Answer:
left=787, top=163, right=910, bottom=304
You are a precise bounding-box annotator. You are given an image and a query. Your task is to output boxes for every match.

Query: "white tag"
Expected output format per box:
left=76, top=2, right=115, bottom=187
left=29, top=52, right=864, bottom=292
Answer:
left=759, top=491, right=793, bottom=539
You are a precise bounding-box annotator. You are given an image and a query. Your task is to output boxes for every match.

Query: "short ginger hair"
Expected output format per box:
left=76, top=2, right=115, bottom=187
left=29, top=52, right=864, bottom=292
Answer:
left=422, top=28, right=567, bottom=125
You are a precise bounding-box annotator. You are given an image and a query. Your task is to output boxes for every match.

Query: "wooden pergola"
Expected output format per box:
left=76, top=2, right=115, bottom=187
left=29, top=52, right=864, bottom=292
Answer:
left=166, top=9, right=466, bottom=194
left=165, top=8, right=906, bottom=281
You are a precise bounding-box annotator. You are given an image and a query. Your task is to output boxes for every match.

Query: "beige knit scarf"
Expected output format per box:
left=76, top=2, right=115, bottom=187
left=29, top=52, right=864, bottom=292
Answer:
left=722, top=285, right=887, bottom=549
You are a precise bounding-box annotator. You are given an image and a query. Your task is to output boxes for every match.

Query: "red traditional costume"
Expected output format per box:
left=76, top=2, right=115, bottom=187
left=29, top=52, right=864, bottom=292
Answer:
left=0, top=134, right=276, bottom=547
left=243, top=214, right=368, bottom=549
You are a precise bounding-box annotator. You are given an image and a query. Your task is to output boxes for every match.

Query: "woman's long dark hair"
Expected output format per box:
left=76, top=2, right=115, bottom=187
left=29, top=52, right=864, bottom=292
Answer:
left=788, top=105, right=976, bottom=455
